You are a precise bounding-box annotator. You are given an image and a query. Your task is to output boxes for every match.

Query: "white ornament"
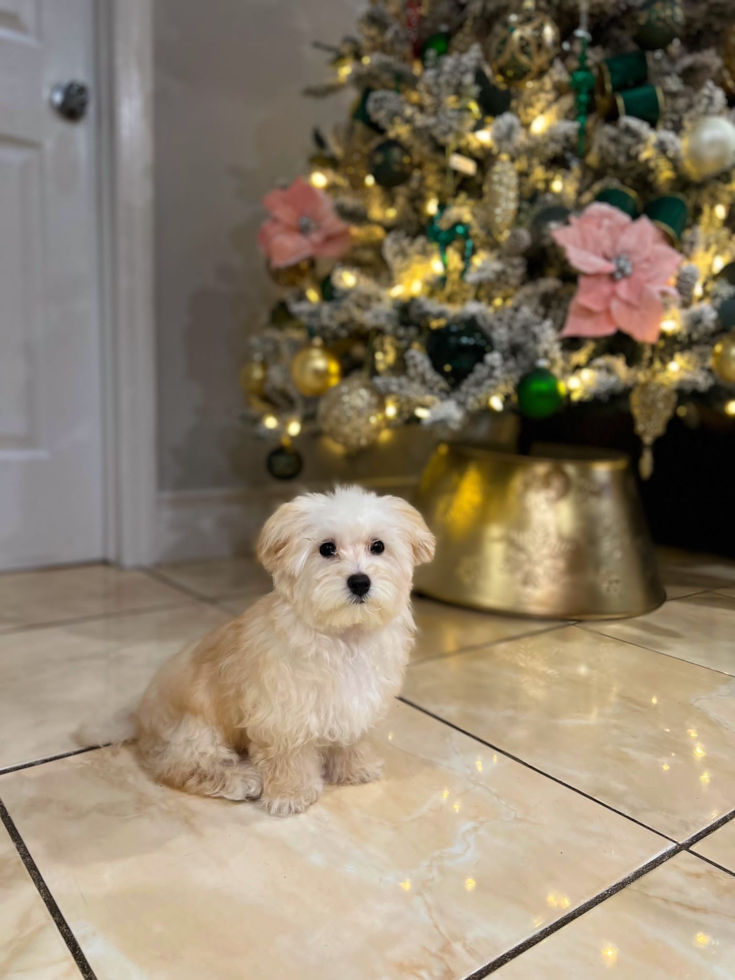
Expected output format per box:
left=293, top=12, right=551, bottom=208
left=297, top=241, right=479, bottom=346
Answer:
left=683, top=116, right=735, bottom=181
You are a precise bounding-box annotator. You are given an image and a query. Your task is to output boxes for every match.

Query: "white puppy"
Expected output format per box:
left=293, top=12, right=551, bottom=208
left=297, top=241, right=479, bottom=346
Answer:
left=136, top=486, right=435, bottom=815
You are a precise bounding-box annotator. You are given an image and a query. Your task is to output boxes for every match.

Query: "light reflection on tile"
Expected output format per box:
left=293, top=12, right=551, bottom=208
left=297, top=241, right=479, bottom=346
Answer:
left=0, top=604, right=228, bottom=770
left=0, top=564, right=187, bottom=632
left=0, top=824, right=79, bottom=978
left=155, top=556, right=271, bottom=599
left=411, top=598, right=560, bottom=662
left=0, top=703, right=668, bottom=980
left=693, top=818, right=735, bottom=873
left=495, top=853, right=735, bottom=979
left=402, top=626, right=735, bottom=840
left=582, top=592, right=735, bottom=676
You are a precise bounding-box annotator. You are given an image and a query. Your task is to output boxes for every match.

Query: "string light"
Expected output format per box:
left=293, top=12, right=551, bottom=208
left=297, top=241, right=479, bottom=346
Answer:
left=550, top=175, right=564, bottom=193
left=337, top=63, right=352, bottom=80
left=340, top=271, right=357, bottom=287
left=310, top=171, right=328, bottom=188
left=567, top=376, right=581, bottom=391
left=431, top=258, right=445, bottom=275
left=426, top=197, right=439, bottom=215
left=361, top=55, right=371, bottom=65
left=389, top=284, right=405, bottom=297
left=385, top=207, right=397, bottom=219
left=661, top=316, right=679, bottom=334
left=475, top=128, right=492, bottom=145
left=725, top=400, right=735, bottom=416
left=530, top=114, right=549, bottom=135
left=385, top=397, right=398, bottom=419
left=286, top=420, right=301, bottom=437
left=263, top=415, right=278, bottom=430
left=489, top=395, right=504, bottom=412
left=712, top=255, right=726, bottom=275
left=410, top=279, right=423, bottom=295
left=580, top=368, right=593, bottom=384
left=715, top=204, right=727, bottom=220
left=414, top=406, right=430, bottom=418
left=364, top=174, right=375, bottom=187
left=668, top=360, right=680, bottom=374
left=305, top=287, right=320, bottom=303
left=694, top=282, right=704, bottom=299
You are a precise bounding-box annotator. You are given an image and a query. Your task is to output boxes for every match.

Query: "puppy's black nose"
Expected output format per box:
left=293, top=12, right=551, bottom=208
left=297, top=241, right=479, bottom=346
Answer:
left=347, top=573, right=371, bottom=597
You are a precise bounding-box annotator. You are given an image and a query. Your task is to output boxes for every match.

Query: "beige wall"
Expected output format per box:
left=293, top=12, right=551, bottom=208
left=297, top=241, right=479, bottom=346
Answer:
left=154, top=0, right=367, bottom=492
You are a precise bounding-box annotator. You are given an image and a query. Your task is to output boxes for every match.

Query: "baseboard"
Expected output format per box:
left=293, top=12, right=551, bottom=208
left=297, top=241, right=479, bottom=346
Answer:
left=156, top=477, right=419, bottom=563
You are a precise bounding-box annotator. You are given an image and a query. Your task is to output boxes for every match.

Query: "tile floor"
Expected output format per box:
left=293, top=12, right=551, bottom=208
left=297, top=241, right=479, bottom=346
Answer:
left=0, top=552, right=733, bottom=979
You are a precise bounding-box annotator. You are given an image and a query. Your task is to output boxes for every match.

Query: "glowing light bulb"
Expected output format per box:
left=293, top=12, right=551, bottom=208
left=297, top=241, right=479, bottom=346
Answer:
left=475, top=128, right=492, bottom=145
left=431, top=258, right=445, bottom=275
left=364, top=174, right=375, bottom=187
left=286, top=419, right=301, bottom=437
left=385, top=397, right=398, bottom=419
left=715, top=204, right=727, bottom=220
left=489, top=395, right=504, bottom=412
left=305, top=287, right=320, bottom=303
left=414, top=406, right=430, bottom=419
left=551, top=175, right=564, bottom=193
left=389, top=284, right=405, bottom=297
left=713, top=255, right=726, bottom=275
left=361, top=55, right=371, bottom=65
left=410, top=279, right=423, bottom=295
left=337, top=63, right=352, bottom=80
left=725, top=400, right=735, bottom=416
left=310, top=171, right=328, bottom=188
left=340, top=271, right=357, bottom=287
left=426, top=196, right=439, bottom=215
left=661, top=316, right=678, bottom=334
left=694, top=282, right=704, bottom=299
left=263, top=415, right=278, bottom=430
left=530, top=114, right=549, bottom=135
left=668, top=360, right=680, bottom=374
left=385, top=207, right=397, bottom=219
left=567, top=376, right=581, bottom=391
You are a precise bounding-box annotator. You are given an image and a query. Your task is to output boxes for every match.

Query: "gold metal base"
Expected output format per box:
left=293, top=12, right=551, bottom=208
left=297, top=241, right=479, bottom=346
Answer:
left=413, top=443, right=665, bottom=621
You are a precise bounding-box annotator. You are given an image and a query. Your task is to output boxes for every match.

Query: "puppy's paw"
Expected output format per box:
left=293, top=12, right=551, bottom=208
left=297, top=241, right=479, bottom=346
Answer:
left=260, top=786, right=321, bottom=817
left=218, top=764, right=263, bottom=802
left=325, top=747, right=383, bottom=785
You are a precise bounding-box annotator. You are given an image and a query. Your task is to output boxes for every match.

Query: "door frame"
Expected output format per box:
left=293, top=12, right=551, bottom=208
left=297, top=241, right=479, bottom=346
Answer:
left=96, top=0, right=157, bottom=567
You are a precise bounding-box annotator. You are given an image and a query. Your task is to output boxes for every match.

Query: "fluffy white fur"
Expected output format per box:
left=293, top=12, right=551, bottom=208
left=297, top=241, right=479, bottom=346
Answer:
left=136, top=487, right=435, bottom=816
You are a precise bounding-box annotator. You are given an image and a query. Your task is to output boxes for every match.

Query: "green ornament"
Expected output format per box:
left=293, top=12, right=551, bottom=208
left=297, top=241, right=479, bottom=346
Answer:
left=717, top=261, right=735, bottom=287
left=571, top=31, right=595, bottom=157
left=426, top=318, right=492, bottom=387
left=266, top=444, right=303, bottom=480
left=517, top=368, right=564, bottom=419
left=369, top=139, right=413, bottom=188
left=595, top=186, right=641, bottom=218
left=421, top=31, right=450, bottom=65
left=718, top=298, right=735, bottom=331
left=634, top=0, right=684, bottom=50
left=352, top=88, right=384, bottom=133
left=643, top=195, right=688, bottom=245
left=320, top=275, right=335, bottom=301
left=426, top=206, right=474, bottom=283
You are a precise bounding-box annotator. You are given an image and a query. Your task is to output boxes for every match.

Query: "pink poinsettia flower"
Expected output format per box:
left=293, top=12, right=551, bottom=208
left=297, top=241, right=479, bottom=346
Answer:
left=552, top=202, right=682, bottom=344
left=257, top=177, right=352, bottom=269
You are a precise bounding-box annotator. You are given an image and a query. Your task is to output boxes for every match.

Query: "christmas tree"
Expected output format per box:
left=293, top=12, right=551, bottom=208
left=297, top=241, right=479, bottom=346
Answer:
left=244, top=0, right=735, bottom=481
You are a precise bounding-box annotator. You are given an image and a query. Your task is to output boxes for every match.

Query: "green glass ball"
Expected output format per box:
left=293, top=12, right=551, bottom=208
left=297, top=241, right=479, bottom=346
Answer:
left=426, top=318, right=492, bottom=387
left=266, top=444, right=303, bottom=480
left=634, top=0, right=684, bottom=50
left=517, top=368, right=564, bottom=419
left=421, top=31, right=450, bottom=65
left=369, top=140, right=413, bottom=188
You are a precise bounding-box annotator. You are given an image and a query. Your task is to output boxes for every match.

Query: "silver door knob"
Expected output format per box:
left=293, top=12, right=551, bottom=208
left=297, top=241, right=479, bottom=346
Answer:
left=50, top=81, right=90, bottom=122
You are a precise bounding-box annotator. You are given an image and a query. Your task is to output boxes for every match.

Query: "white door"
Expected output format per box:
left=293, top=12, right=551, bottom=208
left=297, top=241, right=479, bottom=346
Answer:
left=0, top=0, right=103, bottom=570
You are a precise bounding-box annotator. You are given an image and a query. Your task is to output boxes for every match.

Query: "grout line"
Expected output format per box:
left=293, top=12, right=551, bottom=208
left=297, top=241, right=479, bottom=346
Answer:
left=687, top=850, right=735, bottom=880
left=464, top=805, right=735, bottom=978
left=0, top=599, right=197, bottom=639
left=573, top=623, right=735, bottom=679
left=142, top=566, right=223, bottom=605
left=399, top=697, right=677, bottom=843
left=0, top=799, right=98, bottom=979
left=409, top=622, right=572, bottom=668
left=0, top=744, right=107, bottom=778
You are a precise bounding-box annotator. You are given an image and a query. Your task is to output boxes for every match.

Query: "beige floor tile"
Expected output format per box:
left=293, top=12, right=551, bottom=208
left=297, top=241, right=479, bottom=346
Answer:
left=156, top=556, right=272, bottom=599
left=496, top=853, right=735, bottom=979
left=0, top=702, right=668, bottom=980
left=582, top=592, right=735, bottom=676
left=411, top=597, right=561, bottom=662
left=0, top=564, right=188, bottom=632
left=715, top=585, right=735, bottom=599
left=693, top=818, right=735, bottom=873
left=0, top=823, right=79, bottom=979
left=402, top=626, right=735, bottom=840
left=658, top=548, right=735, bottom=593
left=0, top=604, right=228, bottom=770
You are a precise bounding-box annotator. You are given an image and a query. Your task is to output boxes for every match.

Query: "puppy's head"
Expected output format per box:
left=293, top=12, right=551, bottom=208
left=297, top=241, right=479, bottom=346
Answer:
left=257, top=486, right=435, bottom=630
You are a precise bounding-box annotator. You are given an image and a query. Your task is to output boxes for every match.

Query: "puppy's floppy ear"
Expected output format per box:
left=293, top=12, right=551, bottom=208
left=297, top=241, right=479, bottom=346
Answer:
left=257, top=499, right=306, bottom=575
left=385, top=496, right=436, bottom=566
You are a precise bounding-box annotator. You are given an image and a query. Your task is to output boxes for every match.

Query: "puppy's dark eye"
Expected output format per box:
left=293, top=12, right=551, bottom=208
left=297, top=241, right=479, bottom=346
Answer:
left=370, top=540, right=385, bottom=555
left=319, top=542, right=337, bottom=558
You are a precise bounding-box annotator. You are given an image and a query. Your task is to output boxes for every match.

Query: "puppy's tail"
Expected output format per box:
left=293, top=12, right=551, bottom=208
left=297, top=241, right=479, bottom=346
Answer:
left=73, top=706, right=136, bottom=749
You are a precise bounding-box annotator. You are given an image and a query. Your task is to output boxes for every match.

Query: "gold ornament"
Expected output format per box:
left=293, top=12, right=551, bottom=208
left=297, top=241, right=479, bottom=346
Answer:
left=630, top=381, right=677, bottom=479
left=267, top=259, right=315, bottom=289
left=371, top=334, right=404, bottom=376
left=413, top=444, right=664, bottom=619
left=712, top=331, right=735, bottom=384
left=239, top=359, right=266, bottom=398
left=682, top=116, right=735, bottom=182
left=485, top=4, right=560, bottom=87
left=484, top=154, right=519, bottom=240
left=290, top=345, right=342, bottom=397
left=317, top=374, right=386, bottom=451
